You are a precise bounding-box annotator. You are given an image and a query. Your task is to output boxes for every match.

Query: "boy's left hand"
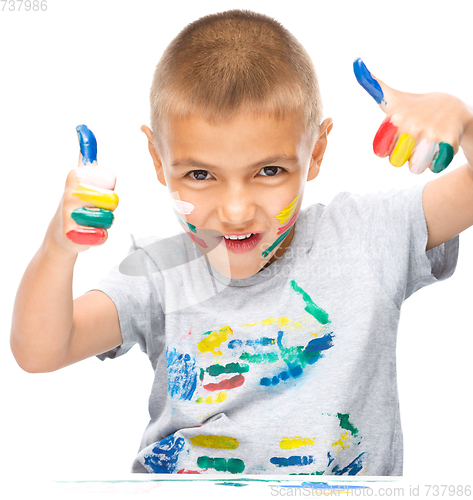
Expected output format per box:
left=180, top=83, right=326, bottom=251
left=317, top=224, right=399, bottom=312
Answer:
left=353, top=58, right=473, bottom=174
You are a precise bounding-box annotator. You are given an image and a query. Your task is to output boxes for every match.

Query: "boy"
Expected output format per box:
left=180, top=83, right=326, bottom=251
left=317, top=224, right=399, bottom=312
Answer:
left=10, top=10, right=473, bottom=475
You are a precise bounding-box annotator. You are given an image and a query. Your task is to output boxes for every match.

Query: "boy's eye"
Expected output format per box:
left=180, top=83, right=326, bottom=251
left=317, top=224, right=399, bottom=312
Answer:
left=187, top=170, right=213, bottom=181
left=259, top=166, right=285, bottom=177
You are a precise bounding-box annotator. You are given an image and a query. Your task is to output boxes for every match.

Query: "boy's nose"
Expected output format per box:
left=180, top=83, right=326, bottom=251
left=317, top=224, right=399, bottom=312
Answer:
left=216, top=187, right=257, bottom=226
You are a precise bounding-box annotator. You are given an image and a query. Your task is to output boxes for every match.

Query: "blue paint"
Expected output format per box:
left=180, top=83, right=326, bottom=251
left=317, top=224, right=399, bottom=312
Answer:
left=76, top=124, right=98, bottom=164
left=166, top=347, right=198, bottom=401
left=353, top=58, right=385, bottom=105
left=143, top=434, right=185, bottom=473
left=332, top=452, right=366, bottom=476
left=270, top=455, right=314, bottom=467
left=302, top=334, right=334, bottom=365
left=228, top=339, right=243, bottom=349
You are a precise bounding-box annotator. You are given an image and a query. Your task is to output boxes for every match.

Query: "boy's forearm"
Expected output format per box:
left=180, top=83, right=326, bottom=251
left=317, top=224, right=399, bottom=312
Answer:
left=461, top=104, right=473, bottom=169
left=10, top=233, right=78, bottom=373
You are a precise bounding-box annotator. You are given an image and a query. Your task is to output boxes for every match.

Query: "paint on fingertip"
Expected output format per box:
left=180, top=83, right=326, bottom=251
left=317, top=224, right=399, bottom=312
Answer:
left=76, top=124, right=98, bottom=165
left=74, top=166, right=117, bottom=190
left=430, top=142, right=454, bottom=173
left=353, top=58, right=386, bottom=105
left=390, top=134, right=416, bottom=168
left=66, top=227, right=106, bottom=245
left=409, top=139, right=439, bottom=175
left=71, top=207, right=114, bottom=229
left=373, top=117, right=398, bottom=157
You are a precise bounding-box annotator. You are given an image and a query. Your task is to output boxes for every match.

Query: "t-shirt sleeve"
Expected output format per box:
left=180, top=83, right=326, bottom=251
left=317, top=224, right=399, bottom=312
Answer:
left=337, top=181, right=459, bottom=309
left=92, top=244, right=166, bottom=363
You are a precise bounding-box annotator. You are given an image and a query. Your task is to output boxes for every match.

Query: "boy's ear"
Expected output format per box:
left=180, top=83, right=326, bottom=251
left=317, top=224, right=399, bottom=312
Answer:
left=140, top=125, right=167, bottom=186
left=307, top=118, right=333, bottom=181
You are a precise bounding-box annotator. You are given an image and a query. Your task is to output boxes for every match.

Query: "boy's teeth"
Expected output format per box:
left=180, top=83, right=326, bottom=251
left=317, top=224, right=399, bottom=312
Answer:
left=224, top=233, right=253, bottom=240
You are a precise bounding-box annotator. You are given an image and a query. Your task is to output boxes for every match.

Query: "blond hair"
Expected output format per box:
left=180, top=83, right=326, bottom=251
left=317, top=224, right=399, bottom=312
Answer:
left=149, top=10, right=323, bottom=150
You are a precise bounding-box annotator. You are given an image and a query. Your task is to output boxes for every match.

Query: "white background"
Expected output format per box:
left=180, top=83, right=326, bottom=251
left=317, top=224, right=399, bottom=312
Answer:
left=1, top=0, right=472, bottom=492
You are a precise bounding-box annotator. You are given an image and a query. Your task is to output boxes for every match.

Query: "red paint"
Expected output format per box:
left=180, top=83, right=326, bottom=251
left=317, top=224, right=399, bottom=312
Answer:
left=203, top=374, right=245, bottom=392
left=186, top=231, right=208, bottom=248
left=373, top=117, right=398, bottom=157
left=277, top=211, right=298, bottom=235
left=66, top=227, right=106, bottom=245
left=177, top=469, right=202, bottom=474
left=223, top=232, right=263, bottom=254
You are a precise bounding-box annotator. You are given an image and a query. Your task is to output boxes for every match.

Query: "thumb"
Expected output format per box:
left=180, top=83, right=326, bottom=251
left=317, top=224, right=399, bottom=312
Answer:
left=353, top=58, right=396, bottom=113
left=76, top=124, right=98, bottom=167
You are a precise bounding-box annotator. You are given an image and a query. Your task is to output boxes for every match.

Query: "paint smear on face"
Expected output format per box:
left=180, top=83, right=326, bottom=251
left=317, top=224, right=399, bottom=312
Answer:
left=171, top=198, right=195, bottom=215
left=262, top=196, right=299, bottom=258
left=191, top=435, right=239, bottom=450
left=276, top=195, right=299, bottom=224
left=280, top=437, right=316, bottom=450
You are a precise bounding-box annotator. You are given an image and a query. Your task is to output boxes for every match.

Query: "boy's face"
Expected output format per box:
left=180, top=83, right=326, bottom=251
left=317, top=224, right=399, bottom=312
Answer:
left=142, top=111, right=332, bottom=279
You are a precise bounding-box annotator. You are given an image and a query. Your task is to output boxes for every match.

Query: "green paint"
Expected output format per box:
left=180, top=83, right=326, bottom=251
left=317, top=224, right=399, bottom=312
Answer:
left=431, top=142, right=454, bottom=173
left=197, top=456, right=245, bottom=474
left=262, top=227, right=292, bottom=258
left=279, top=345, right=304, bottom=366
left=206, top=362, right=250, bottom=377
left=202, top=330, right=212, bottom=336
left=290, top=280, right=330, bottom=324
left=239, top=352, right=279, bottom=363
left=71, top=207, right=114, bottom=229
left=175, top=214, right=197, bottom=233
left=199, top=368, right=205, bottom=381
left=337, top=413, right=359, bottom=437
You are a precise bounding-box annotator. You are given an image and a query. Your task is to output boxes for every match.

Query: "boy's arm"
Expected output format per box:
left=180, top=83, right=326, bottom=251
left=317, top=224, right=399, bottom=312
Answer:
left=11, top=126, right=122, bottom=373
left=354, top=59, right=473, bottom=250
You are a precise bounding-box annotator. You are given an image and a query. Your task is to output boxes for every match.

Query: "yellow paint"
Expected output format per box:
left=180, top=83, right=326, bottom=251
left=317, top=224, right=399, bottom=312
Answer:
left=390, top=134, right=416, bottom=167
left=72, top=184, right=118, bottom=210
left=72, top=184, right=119, bottom=210
left=278, top=317, right=290, bottom=326
left=262, top=318, right=275, bottom=326
left=214, top=392, right=227, bottom=403
left=195, top=397, right=203, bottom=404
left=197, top=326, right=233, bottom=356
left=332, top=432, right=350, bottom=451
left=205, top=395, right=213, bottom=404
left=279, top=436, right=315, bottom=450
left=191, top=434, right=239, bottom=450
left=275, top=195, right=299, bottom=224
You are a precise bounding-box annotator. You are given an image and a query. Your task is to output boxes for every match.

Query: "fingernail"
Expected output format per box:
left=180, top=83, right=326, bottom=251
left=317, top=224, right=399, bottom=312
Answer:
left=390, top=134, right=416, bottom=168
left=409, top=140, right=439, bottom=175
left=76, top=124, right=98, bottom=165
left=373, top=117, right=398, bottom=157
left=353, top=58, right=385, bottom=105
left=430, top=142, right=454, bottom=173
left=66, top=227, right=106, bottom=245
left=71, top=207, right=114, bottom=229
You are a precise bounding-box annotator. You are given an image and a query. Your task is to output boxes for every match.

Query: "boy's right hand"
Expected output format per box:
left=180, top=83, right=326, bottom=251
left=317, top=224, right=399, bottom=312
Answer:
left=48, top=125, right=119, bottom=254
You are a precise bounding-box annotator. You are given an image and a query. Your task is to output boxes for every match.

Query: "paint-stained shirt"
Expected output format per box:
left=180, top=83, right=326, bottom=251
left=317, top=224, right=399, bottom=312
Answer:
left=95, top=182, right=458, bottom=476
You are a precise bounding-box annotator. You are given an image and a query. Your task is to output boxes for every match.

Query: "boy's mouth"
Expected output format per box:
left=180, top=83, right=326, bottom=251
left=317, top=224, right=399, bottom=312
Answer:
left=221, top=232, right=264, bottom=253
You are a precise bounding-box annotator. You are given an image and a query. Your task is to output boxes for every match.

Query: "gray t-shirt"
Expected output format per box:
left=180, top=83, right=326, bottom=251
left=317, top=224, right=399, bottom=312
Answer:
left=95, top=183, right=458, bottom=476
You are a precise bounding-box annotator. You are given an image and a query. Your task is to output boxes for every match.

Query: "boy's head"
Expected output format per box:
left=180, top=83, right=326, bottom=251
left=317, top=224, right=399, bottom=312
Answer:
left=142, top=10, right=332, bottom=279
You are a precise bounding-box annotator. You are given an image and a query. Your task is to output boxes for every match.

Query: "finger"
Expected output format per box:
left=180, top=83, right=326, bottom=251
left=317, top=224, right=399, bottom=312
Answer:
left=430, top=142, right=454, bottom=173
left=409, top=140, right=439, bottom=175
left=353, top=58, right=388, bottom=108
left=76, top=124, right=98, bottom=166
left=389, top=134, right=416, bottom=168
left=72, top=185, right=119, bottom=211
left=373, top=116, right=399, bottom=157
left=66, top=226, right=108, bottom=246
left=70, top=207, right=114, bottom=229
